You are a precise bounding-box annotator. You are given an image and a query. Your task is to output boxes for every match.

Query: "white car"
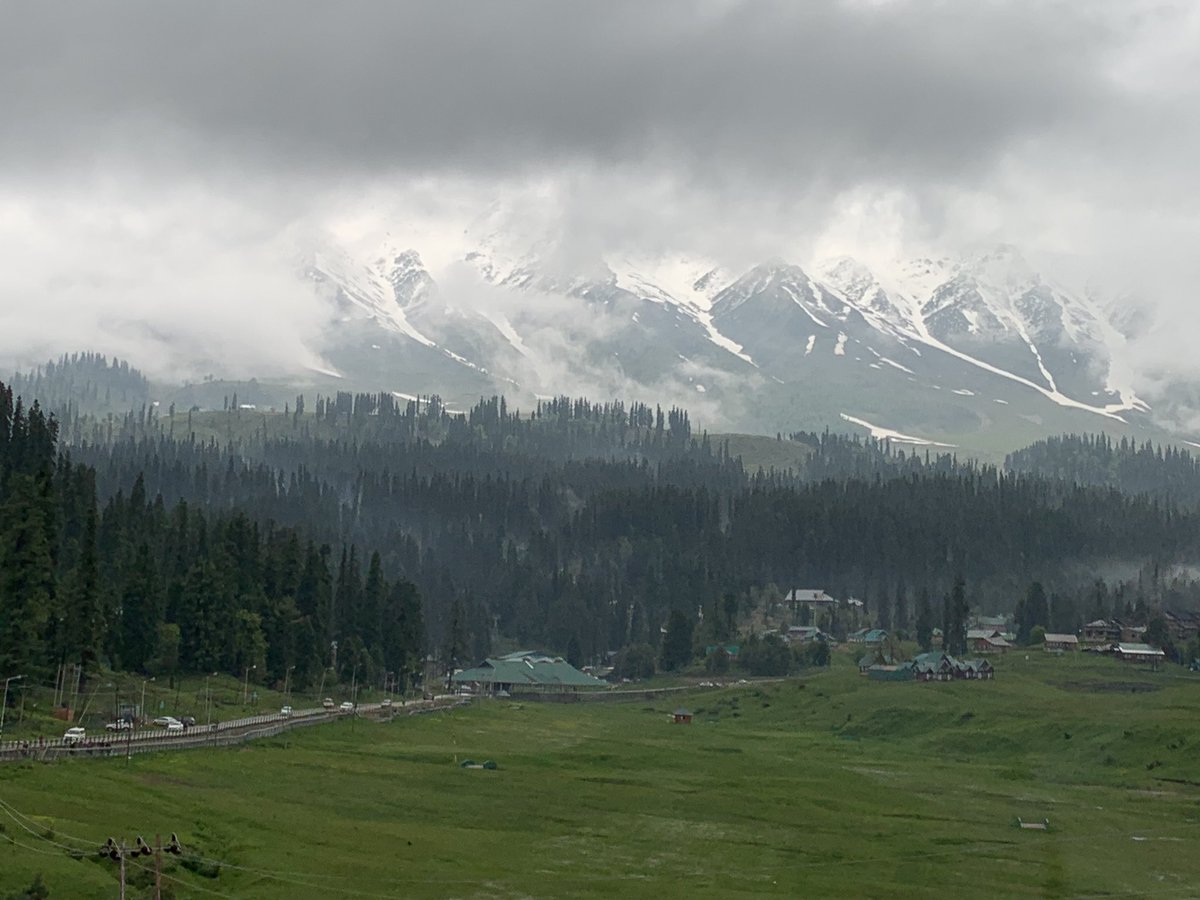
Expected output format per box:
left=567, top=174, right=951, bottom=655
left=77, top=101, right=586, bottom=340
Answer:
left=280, top=706, right=293, bottom=718
left=153, top=716, right=182, bottom=728
left=105, top=719, right=133, bottom=732
left=63, top=727, right=86, bottom=745
left=380, top=698, right=393, bottom=708
left=165, top=720, right=184, bottom=733
left=339, top=701, right=354, bottom=712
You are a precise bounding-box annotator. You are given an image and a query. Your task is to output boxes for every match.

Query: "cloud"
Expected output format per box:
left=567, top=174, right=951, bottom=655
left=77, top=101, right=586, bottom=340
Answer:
left=0, top=183, right=330, bottom=380
left=0, top=1, right=1197, bottom=409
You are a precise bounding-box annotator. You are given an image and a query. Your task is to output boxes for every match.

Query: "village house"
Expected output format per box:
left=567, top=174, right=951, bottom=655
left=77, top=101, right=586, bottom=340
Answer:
left=1042, top=633, right=1079, bottom=652
left=1120, top=623, right=1147, bottom=643
left=867, top=664, right=914, bottom=682
left=967, top=628, right=1011, bottom=654
left=848, top=628, right=888, bottom=645
left=957, top=658, right=995, bottom=680
left=784, top=588, right=837, bottom=614
left=909, top=651, right=996, bottom=682
left=911, top=651, right=958, bottom=682
left=1165, top=610, right=1200, bottom=644
left=784, top=626, right=826, bottom=645
left=1082, top=619, right=1122, bottom=644
left=1164, top=610, right=1200, bottom=644
left=858, top=651, right=897, bottom=674
left=1114, top=643, right=1166, bottom=665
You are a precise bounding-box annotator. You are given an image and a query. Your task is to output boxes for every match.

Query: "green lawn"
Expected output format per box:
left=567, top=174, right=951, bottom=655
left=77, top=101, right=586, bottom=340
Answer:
left=3, top=653, right=1200, bottom=898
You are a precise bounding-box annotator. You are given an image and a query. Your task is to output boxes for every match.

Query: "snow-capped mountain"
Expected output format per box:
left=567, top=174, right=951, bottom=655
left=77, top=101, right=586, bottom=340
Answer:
left=299, top=232, right=1167, bottom=453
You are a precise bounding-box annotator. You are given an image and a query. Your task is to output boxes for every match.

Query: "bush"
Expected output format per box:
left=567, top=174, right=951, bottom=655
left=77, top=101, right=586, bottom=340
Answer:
left=705, top=647, right=731, bottom=674
left=739, top=634, right=792, bottom=677
left=613, top=643, right=657, bottom=680
left=5, top=874, right=49, bottom=900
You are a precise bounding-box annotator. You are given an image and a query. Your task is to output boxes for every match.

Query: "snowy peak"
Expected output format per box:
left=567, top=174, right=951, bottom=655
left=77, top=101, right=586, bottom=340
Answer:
left=711, top=261, right=832, bottom=320
left=815, top=256, right=919, bottom=337
left=377, top=249, right=437, bottom=309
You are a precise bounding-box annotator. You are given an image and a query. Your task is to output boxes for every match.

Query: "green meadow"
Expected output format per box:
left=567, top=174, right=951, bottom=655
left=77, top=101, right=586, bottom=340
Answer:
left=3, top=652, right=1200, bottom=898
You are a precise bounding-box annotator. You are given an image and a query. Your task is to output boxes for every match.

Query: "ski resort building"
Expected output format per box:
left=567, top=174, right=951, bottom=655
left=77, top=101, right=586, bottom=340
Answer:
left=451, top=651, right=607, bottom=695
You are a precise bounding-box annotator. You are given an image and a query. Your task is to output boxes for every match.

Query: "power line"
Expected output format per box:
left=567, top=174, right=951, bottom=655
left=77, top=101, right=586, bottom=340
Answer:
left=4, top=794, right=1199, bottom=892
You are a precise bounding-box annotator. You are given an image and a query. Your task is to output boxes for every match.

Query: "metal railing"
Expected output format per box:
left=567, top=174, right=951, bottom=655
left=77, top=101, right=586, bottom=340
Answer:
left=0, top=698, right=464, bottom=764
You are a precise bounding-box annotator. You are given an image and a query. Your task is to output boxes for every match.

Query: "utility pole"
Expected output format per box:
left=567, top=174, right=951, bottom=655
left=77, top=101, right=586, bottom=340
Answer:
left=101, top=833, right=182, bottom=900
left=282, top=665, right=295, bottom=706
left=140, top=677, right=155, bottom=725
left=242, top=664, right=256, bottom=706
left=1, top=674, right=25, bottom=745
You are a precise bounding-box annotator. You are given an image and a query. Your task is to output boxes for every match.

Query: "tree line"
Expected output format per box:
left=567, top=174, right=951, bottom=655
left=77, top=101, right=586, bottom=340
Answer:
left=0, top=380, right=425, bottom=694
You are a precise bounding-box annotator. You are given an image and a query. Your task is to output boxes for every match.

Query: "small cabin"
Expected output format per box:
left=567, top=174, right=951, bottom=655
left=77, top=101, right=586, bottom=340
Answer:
left=672, top=708, right=693, bottom=724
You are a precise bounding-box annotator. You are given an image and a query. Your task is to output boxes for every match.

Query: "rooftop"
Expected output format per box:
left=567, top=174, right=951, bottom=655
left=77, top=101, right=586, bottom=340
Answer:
left=452, top=651, right=607, bottom=688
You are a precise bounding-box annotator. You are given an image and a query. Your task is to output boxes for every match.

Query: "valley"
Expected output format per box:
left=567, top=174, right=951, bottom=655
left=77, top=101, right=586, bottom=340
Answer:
left=4, top=653, right=1200, bottom=898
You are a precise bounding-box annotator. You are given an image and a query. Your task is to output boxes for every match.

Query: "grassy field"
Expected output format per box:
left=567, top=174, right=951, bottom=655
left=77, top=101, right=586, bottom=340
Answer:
left=3, top=652, right=1200, bottom=898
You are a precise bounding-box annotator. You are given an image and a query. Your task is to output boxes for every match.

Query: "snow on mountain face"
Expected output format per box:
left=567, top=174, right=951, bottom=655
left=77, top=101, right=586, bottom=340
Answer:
left=378, top=249, right=436, bottom=309
left=816, top=256, right=919, bottom=337
left=303, top=234, right=1155, bottom=440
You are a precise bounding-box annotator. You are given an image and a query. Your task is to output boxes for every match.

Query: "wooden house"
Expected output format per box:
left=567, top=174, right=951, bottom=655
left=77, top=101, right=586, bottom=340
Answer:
left=1043, top=633, right=1079, bottom=651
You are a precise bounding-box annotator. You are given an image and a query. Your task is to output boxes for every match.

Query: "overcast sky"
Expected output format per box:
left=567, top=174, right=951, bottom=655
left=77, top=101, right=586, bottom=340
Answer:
left=1, top=0, right=1197, bottom=382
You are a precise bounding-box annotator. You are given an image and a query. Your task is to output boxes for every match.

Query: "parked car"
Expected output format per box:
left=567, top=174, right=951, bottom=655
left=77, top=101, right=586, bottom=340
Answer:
left=152, top=716, right=180, bottom=728
left=165, top=720, right=184, bottom=733
left=105, top=719, right=133, bottom=732
left=63, top=727, right=86, bottom=745
left=380, top=698, right=393, bottom=708
left=339, top=701, right=354, bottom=712
left=180, top=716, right=196, bottom=728
left=321, top=698, right=335, bottom=710
left=280, top=706, right=293, bottom=718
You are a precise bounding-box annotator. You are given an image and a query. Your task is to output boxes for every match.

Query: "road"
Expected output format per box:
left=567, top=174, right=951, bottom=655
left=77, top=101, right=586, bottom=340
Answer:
left=0, top=697, right=468, bottom=764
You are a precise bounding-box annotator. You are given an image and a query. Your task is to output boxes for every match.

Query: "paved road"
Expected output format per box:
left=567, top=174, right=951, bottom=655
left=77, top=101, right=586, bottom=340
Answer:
left=0, top=698, right=467, bottom=763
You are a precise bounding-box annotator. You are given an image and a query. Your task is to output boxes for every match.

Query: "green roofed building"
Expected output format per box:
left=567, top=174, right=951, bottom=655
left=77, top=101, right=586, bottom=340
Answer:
left=451, top=650, right=608, bottom=695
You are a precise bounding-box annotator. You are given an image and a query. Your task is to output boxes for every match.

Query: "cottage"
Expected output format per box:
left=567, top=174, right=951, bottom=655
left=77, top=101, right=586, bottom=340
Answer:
left=867, top=664, right=914, bottom=682
left=672, top=708, right=693, bottom=724
left=784, top=589, right=837, bottom=611
left=1082, top=619, right=1122, bottom=644
left=956, top=658, right=995, bottom=680
left=1165, top=610, right=1200, bottom=644
left=1042, top=633, right=1079, bottom=652
left=909, top=651, right=995, bottom=683
left=858, top=651, right=896, bottom=674
left=864, top=629, right=889, bottom=647
left=1121, top=624, right=1147, bottom=643
left=1114, top=643, right=1166, bottom=665
left=784, top=626, right=825, bottom=645
left=911, top=651, right=957, bottom=682
left=967, top=629, right=1011, bottom=654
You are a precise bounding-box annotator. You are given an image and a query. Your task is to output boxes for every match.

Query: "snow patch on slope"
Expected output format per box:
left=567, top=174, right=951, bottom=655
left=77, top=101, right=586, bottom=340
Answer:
left=839, top=413, right=957, bottom=447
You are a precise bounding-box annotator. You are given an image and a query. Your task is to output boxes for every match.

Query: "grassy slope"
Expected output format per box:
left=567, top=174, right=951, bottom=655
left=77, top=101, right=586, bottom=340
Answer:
left=3, top=652, right=1200, bottom=898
